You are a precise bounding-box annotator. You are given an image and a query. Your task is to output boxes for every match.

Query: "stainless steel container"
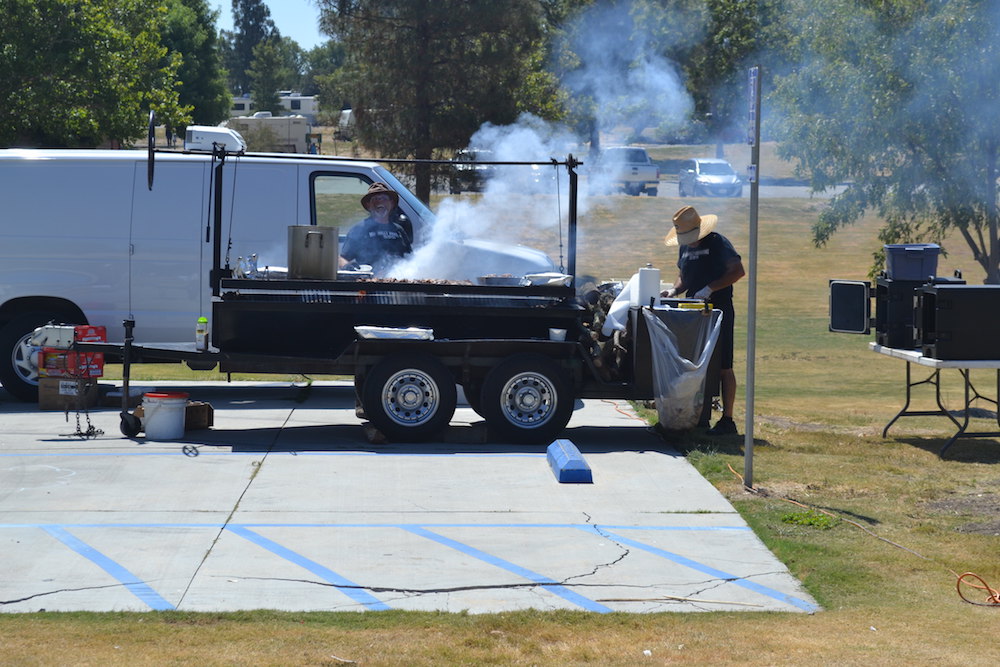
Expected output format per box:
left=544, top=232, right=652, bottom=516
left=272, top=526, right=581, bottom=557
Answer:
left=288, top=225, right=337, bottom=279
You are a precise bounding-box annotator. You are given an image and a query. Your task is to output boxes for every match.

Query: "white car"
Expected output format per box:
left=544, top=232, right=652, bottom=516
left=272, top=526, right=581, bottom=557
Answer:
left=678, top=158, right=743, bottom=197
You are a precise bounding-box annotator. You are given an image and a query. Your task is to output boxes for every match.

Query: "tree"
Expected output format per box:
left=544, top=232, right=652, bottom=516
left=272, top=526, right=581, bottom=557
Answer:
left=682, top=0, right=776, bottom=150
left=303, top=40, right=347, bottom=96
left=772, top=0, right=1000, bottom=283
left=225, top=0, right=279, bottom=94
left=0, top=0, right=187, bottom=147
left=318, top=0, right=550, bottom=202
left=162, top=0, right=230, bottom=127
left=248, top=40, right=283, bottom=115
left=551, top=0, right=707, bottom=149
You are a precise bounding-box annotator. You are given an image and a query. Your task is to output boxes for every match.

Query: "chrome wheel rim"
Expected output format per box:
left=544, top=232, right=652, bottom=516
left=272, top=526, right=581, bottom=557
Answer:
left=498, top=372, right=556, bottom=429
left=381, top=368, right=440, bottom=427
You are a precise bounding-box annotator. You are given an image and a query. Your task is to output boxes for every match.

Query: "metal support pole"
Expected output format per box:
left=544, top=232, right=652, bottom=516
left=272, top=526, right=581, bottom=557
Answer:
left=567, top=154, right=579, bottom=280
left=744, top=66, right=762, bottom=489
left=211, top=147, right=226, bottom=296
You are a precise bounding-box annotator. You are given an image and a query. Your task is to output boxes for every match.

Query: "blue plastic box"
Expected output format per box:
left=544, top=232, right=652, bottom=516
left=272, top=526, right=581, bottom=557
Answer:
left=884, top=243, right=940, bottom=281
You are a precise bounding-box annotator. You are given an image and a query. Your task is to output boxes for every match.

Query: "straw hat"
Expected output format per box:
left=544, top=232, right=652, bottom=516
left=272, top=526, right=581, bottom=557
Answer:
left=664, top=206, right=718, bottom=246
left=361, top=182, right=399, bottom=210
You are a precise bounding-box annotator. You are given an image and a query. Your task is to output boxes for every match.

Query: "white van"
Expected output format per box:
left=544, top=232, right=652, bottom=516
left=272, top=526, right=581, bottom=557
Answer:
left=0, top=140, right=554, bottom=401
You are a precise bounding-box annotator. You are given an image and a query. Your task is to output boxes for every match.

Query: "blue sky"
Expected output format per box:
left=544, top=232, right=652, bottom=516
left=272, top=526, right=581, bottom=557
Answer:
left=214, top=1, right=326, bottom=50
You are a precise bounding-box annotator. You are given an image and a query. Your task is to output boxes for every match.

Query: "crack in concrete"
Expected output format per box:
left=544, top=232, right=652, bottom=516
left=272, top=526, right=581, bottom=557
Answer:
left=0, top=582, right=128, bottom=606
left=559, top=513, right=631, bottom=586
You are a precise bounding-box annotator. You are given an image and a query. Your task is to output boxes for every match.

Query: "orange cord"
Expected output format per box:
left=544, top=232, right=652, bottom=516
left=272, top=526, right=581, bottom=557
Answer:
left=957, top=572, right=1000, bottom=606
left=602, top=398, right=648, bottom=422
left=725, top=463, right=999, bottom=607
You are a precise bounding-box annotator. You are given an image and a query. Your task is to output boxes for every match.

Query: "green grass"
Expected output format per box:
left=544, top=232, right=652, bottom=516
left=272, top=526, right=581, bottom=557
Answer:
left=6, top=176, right=1000, bottom=664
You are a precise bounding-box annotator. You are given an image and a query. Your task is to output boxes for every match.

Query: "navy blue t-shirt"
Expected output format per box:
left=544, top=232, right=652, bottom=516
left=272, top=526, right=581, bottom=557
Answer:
left=341, top=217, right=412, bottom=274
left=676, top=232, right=741, bottom=305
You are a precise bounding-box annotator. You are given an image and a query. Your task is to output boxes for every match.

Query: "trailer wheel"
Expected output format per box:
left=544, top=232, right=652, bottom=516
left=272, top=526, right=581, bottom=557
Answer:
left=480, top=354, right=574, bottom=444
left=0, top=311, right=67, bottom=402
left=361, top=353, right=456, bottom=441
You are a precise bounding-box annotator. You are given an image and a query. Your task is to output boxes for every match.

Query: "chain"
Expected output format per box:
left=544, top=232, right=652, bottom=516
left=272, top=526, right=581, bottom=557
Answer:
left=66, top=377, right=104, bottom=439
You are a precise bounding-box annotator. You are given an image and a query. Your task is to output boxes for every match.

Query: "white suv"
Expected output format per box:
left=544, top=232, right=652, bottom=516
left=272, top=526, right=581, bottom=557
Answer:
left=678, top=158, right=743, bottom=198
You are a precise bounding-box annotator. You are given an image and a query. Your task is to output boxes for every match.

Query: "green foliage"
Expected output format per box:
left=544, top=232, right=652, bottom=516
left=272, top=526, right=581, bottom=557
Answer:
left=162, top=0, right=230, bottom=127
left=781, top=509, right=841, bottom=530
left=0, top=0, right=186, bottom=147
left=225, top=0, right=278, bottom=94
left=248, top=39, right=283, bottom=115
left=772, top=0, right=1000, bottom=282
left=302, top=40, right=346, bottom=97
left=318, top=0, right=556, bottom=202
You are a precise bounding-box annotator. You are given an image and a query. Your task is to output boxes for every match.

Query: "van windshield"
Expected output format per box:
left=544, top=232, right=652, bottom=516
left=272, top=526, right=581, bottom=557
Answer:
left=375, top=166, right=435, bottom=224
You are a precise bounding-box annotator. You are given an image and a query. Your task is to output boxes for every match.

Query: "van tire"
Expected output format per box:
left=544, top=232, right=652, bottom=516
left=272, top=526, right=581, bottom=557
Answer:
left=0, top=311, right=65, bottom=402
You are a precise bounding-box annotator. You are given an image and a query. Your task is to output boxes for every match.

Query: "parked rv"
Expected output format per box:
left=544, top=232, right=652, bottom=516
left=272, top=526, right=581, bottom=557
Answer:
left=0, top=130, right=555, bottom=401
left=225, top=113, right=311, bottom=153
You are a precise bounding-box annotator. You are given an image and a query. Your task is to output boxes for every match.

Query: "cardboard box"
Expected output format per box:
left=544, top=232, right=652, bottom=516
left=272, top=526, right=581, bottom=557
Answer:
left=73, top=325, right=106, bottom=343
left=38, top=377, right=100, bottom=411
left=40, top=348, right=105, bottom=378
left=133, top=400, right=214, bottom=431
left=184, top=401, right=214, bottom=430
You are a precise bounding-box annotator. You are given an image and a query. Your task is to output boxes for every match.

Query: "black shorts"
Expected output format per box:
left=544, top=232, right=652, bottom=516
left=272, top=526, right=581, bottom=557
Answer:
left=717, top=301, right=735, bottom=370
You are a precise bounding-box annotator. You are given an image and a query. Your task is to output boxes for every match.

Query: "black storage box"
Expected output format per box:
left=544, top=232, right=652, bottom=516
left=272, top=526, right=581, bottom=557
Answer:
left=875, top=275, right=964, bottom=348
left=919, top=284, right=1000, bottom=359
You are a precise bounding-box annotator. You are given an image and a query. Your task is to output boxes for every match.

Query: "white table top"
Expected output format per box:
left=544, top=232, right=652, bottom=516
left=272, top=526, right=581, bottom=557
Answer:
left=870, top=342, right=1000, bottom=369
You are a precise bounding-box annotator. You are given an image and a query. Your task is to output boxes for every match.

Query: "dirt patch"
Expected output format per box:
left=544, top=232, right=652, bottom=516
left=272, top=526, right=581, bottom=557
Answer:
left=924, top=492, right=1000, bottom=535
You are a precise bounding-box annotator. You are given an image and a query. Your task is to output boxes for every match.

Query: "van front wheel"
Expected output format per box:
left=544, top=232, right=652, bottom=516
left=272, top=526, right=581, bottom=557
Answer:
left=0, top=312, right=65, bottom=402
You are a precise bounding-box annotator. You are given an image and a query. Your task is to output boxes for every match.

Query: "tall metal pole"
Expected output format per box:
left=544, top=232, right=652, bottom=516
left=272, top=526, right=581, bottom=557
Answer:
left=567, top=154, right=579, bottom=279
left=744, top=66, right=762, bottom=489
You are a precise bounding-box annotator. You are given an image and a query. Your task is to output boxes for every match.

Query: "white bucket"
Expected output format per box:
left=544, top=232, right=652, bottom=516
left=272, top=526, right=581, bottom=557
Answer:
left=142, top=392, right=189, bottom=440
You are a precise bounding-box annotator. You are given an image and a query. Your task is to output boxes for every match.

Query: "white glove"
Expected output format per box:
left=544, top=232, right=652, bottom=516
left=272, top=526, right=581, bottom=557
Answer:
left=661, top=288, right=678, bottom=298
left=694, top=286, right=713, bottom=300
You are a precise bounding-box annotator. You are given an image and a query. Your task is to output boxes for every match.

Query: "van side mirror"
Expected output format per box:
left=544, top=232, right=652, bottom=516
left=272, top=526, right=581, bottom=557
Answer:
left=829, top=279, right=871, bottom=334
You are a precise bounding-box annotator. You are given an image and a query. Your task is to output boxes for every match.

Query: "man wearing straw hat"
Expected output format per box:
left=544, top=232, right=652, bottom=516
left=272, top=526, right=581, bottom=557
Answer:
left=340, top=182, right=412, bottom=275
left=663, top=206, right=746, bottom=435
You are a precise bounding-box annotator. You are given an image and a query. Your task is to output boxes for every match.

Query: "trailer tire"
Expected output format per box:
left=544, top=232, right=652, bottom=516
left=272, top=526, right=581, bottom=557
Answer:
left=361, top=353, right=456, bottom=442
left=0, top=311, right=67, bottom=402
left=480, top=354, right=574, bottom=444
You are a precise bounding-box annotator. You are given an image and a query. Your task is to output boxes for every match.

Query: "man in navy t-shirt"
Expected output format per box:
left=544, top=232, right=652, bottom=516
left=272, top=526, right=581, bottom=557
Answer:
left=663, top=206, right=746, bottom=435
left=340, top=182, right=412, bottom=275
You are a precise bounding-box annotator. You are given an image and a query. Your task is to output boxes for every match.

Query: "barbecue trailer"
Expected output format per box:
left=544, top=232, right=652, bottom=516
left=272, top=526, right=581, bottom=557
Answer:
left=69, top=126, right=719, bottom=443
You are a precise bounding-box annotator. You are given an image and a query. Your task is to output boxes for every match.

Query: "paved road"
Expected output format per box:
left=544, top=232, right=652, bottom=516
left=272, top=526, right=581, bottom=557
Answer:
left=1, top=381, right=818, bottom=614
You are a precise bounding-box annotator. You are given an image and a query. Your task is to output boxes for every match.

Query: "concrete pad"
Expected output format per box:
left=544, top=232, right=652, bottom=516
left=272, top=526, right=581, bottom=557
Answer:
left=0, top=381, right=819, bottom=614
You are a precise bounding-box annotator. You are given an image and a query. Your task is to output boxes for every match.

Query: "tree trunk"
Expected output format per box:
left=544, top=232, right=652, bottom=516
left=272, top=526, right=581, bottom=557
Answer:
left=988, top=139, right=999, bottom=284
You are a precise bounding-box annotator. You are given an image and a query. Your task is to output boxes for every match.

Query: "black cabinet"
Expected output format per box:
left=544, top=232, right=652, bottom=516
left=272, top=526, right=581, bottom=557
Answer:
left=875, top=275, right=964, bottom=348
left=919, top=285, right=1000, bottom=359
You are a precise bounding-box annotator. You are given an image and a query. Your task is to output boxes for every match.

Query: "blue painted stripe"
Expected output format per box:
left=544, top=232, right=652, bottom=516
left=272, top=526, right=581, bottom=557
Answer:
left=583, top=527, right=818, bottom=612
left=402, top=525, right=612, bottom=613
left=42, top=526, right=174, bottom=611
left=225, top=525, right=391, bottom=611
